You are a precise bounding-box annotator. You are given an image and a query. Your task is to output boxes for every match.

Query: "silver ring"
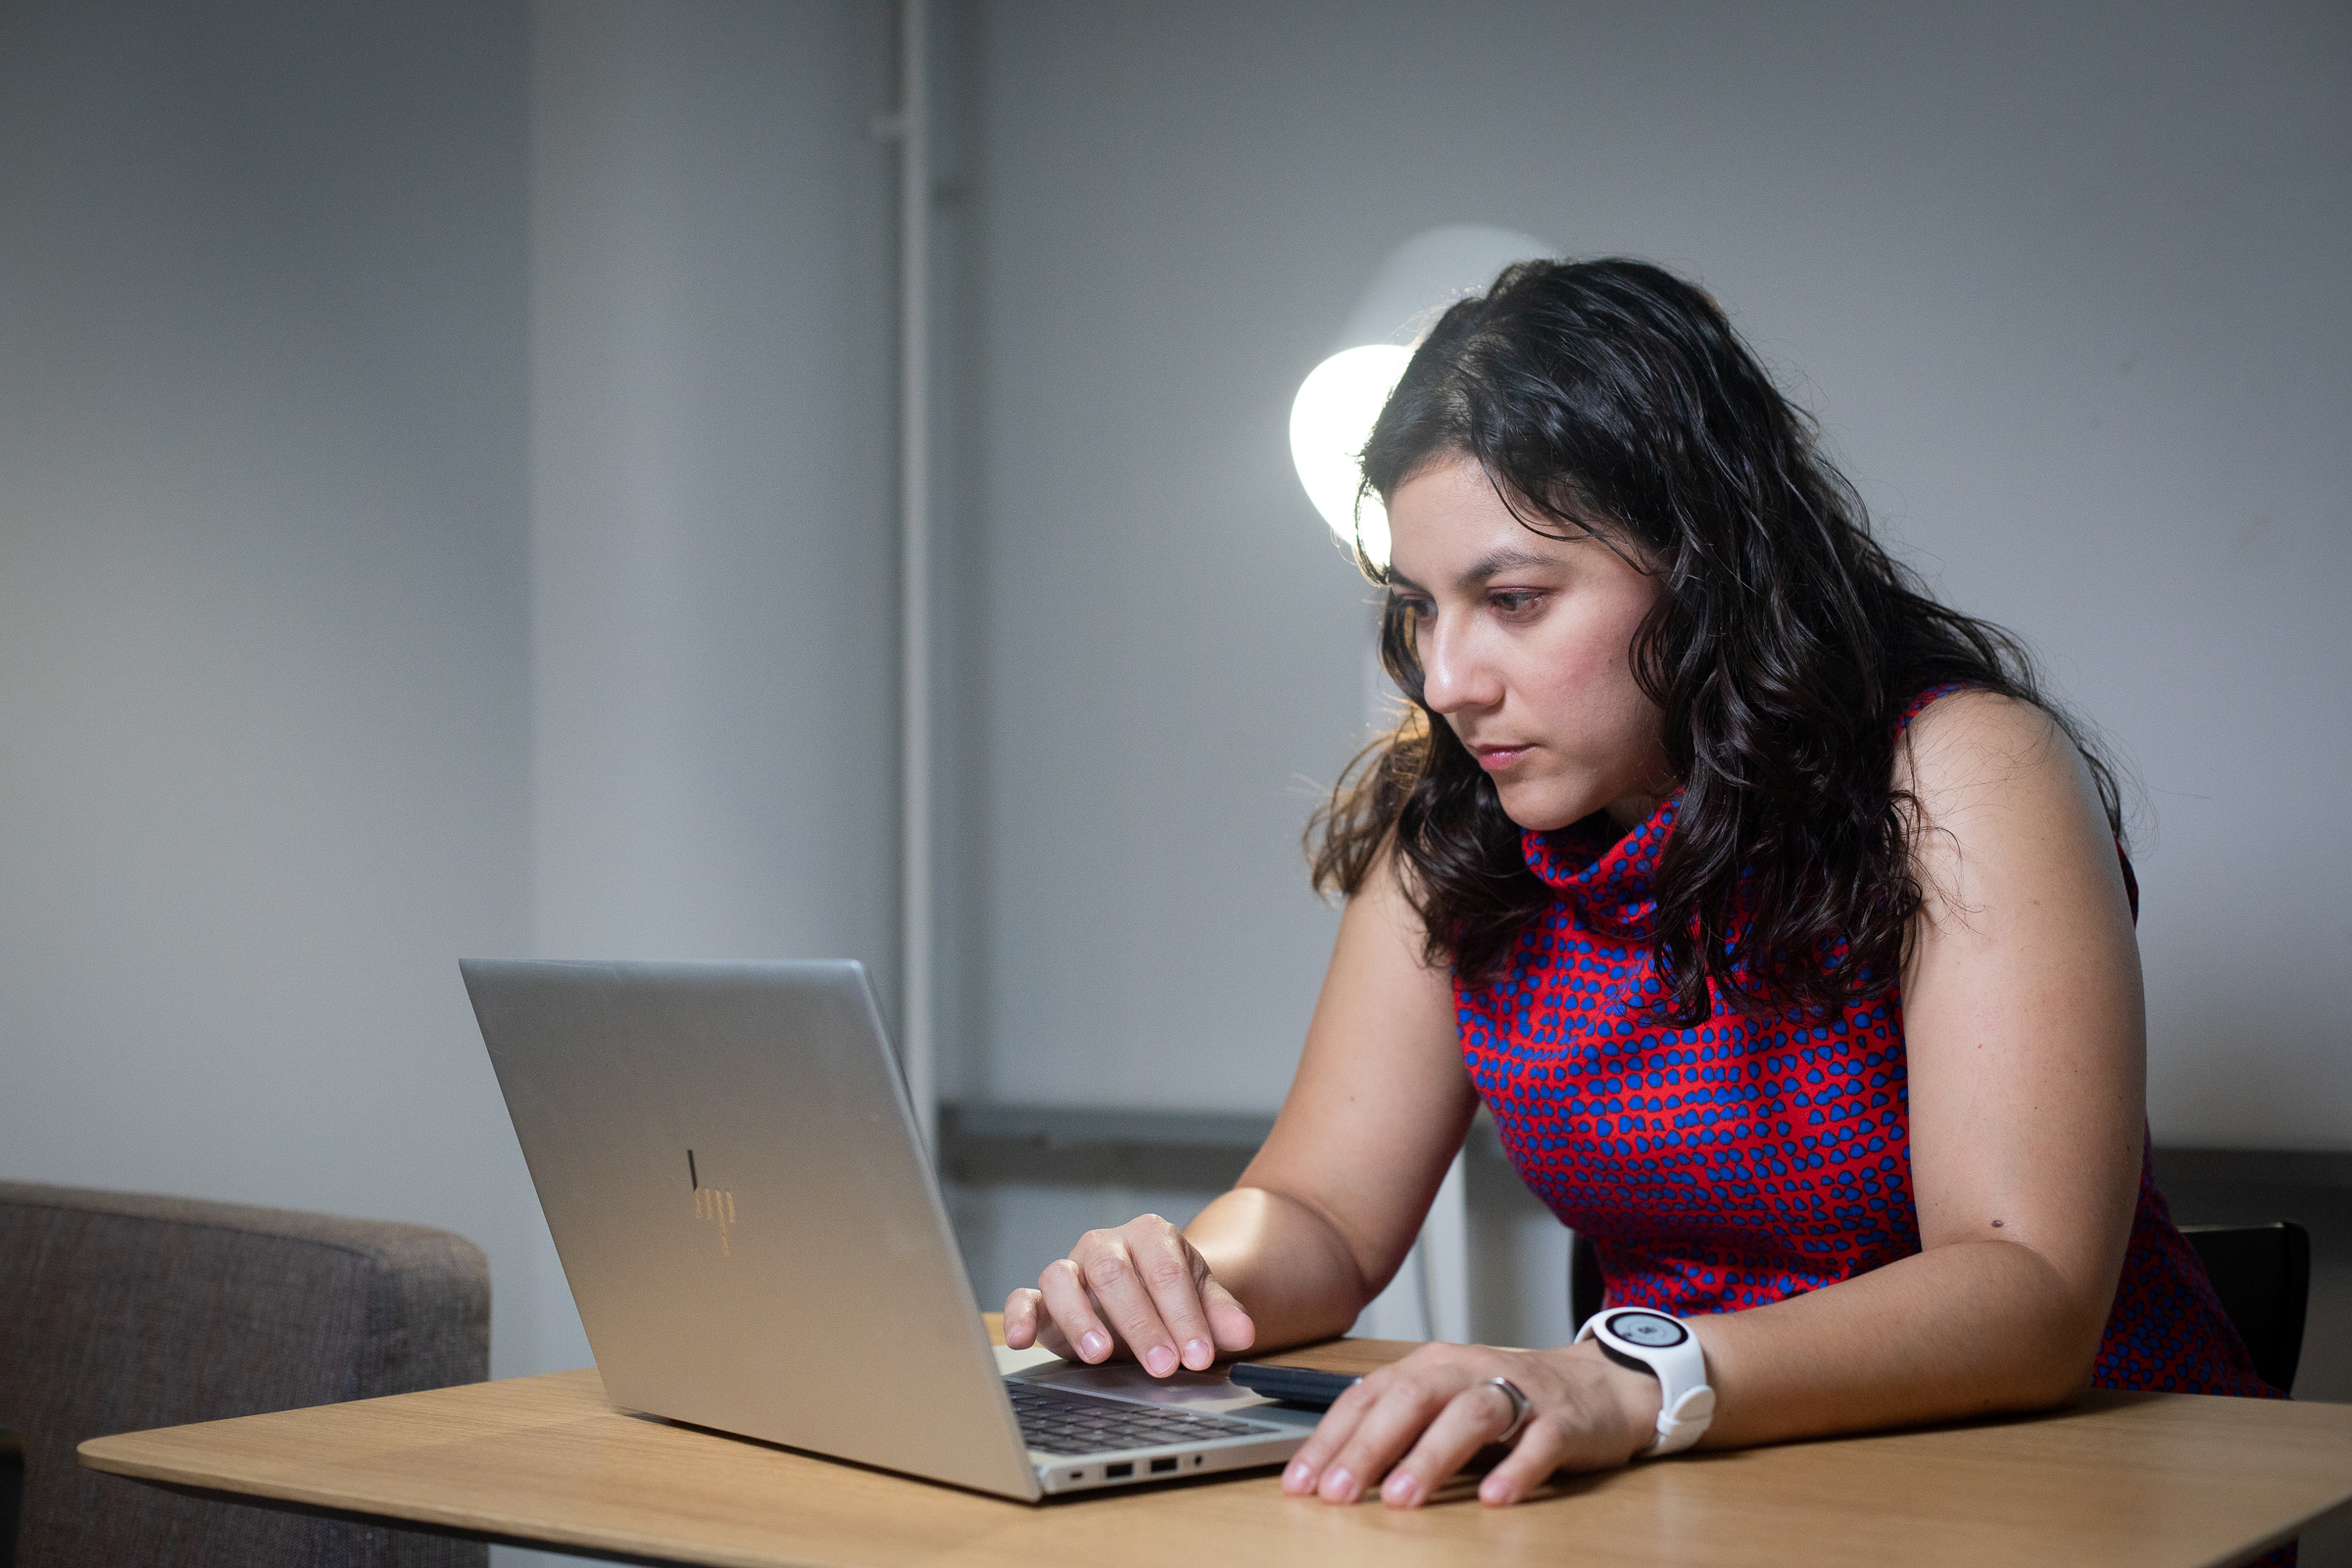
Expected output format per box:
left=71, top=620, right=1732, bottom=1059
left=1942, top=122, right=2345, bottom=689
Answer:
left=1485, top=1376, right=1531, bottom=1445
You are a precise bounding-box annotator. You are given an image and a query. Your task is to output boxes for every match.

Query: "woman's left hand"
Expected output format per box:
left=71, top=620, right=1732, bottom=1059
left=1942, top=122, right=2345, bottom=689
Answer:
left=1280, top=1339, right=1666, bottom=1507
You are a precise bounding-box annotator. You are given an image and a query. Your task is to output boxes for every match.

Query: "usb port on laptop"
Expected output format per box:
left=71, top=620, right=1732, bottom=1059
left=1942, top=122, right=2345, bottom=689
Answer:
left=1150, top=1457, right=1178, bottom=1474
left=1104, top=1463, right=1132, bottom=1479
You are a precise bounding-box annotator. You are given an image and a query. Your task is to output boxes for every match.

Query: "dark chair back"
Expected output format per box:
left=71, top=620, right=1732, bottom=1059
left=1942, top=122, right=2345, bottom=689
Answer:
left=1570, top=1231, right=1602, bottom=1335
left=2180, top=1221, right=2310, bottom=1395
left=0, top=1181, right=491, bottom=1568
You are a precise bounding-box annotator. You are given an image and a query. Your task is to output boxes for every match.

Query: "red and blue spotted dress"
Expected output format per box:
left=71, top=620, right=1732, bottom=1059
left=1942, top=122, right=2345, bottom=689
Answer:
left=1452, top=691, right=2275, bottom=1398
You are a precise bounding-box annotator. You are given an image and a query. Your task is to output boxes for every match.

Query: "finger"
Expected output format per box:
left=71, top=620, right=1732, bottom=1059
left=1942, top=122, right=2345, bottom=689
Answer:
left=1009, top=1285, right=1081, bottom=1360
left=1030, top=1316, right=1077, bottom=1359
left=1379, top=1381, right=1523, bottom=1509
left=1079, top=1238, right=1184, bottom=1378
left=1315, top=1370, right=1457, bottom=1504
left=1125, top=1223, right=1219, bottom=1371
left=1478, top=1416, right=1574, bottom=1507
left=1035, top=1257, right=1116, bottom=1364
left=1002, top=1288, right=1042, bottom=1349
left=1281, top=1375, right=1384, bottom=1496
left=1199, top=1273, right=1256, bottom=1356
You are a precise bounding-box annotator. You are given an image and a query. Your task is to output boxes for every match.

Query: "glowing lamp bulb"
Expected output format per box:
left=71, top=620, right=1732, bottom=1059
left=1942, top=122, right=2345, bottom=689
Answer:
left=1289, top=343, right=1411, bottom=570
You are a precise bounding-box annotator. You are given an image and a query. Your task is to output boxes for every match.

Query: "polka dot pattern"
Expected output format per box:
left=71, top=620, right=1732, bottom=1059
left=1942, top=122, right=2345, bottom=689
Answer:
left=1455, top=688, right=2278, bottom=1400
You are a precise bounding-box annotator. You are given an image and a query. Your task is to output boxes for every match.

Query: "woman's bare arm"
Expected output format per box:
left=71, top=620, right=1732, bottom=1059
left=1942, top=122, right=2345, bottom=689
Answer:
left=1001, top=852, right=1474, bottom=1369
left=1686, top=690, right=2143, bottom=1442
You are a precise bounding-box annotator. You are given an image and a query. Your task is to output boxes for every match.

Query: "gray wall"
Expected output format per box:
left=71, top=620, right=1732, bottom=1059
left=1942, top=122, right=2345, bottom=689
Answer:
left=960, top=0, right=2352, bottom=1147
left=0, top=0, right=540, bottom=1359
left=0, top=0, right=901, bottom=1402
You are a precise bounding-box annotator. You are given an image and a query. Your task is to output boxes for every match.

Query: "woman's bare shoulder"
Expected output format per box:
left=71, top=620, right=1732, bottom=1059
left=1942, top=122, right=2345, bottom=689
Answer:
left=1894, top=688, right=2124, bottom=938
left=1894, top=688, right=2081, bottom=816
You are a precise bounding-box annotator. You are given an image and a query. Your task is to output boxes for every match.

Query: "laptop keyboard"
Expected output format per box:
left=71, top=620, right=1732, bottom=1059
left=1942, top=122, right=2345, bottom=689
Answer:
left=1006, top=1381, right=1279, bottom=1456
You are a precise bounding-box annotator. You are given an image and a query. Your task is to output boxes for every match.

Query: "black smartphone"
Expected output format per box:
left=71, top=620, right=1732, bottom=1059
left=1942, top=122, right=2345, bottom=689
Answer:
left=1228, top=1362, right=1359, bottom=1409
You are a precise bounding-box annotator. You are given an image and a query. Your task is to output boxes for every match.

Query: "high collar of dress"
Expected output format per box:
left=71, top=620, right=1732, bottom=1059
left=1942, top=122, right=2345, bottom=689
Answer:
left=1521, top=795, right=1679, bottom=922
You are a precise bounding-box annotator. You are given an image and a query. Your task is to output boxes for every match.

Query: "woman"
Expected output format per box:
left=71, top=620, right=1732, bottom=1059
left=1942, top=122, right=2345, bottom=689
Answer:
left=1002, top=259, right=2272, bottom=1510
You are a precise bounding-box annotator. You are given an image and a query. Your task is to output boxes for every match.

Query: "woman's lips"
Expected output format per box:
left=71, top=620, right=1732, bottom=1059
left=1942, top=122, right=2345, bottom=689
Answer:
left=1472, top=745, right=1532, bottom=772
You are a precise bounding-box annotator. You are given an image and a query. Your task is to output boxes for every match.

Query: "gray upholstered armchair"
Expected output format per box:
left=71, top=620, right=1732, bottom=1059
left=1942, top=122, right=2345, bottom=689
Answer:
left=0, top=1182, right=490, bottom=1568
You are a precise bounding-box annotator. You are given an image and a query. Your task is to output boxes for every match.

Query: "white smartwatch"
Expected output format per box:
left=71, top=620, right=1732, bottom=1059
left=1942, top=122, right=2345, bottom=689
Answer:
left=1576, top=1307, right=1715, bottom=1457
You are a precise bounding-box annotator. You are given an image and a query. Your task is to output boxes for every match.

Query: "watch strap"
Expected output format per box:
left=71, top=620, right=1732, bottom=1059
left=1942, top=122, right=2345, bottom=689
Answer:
left=1576, top=1308, right=1715, bottom=1457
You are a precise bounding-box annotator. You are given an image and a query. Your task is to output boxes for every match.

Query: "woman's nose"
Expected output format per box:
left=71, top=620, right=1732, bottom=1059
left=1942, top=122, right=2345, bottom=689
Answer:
left=1419, top=618, right=1499, bottom=714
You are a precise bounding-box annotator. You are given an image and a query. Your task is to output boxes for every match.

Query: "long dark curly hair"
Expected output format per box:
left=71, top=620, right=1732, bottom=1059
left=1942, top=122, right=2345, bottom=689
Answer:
left=1308, top=258, right=2121, bottom=1021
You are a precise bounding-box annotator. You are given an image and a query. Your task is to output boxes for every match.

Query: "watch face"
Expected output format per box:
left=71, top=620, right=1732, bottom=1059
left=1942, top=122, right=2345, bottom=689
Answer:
left=1607, top=1310, right=1688, bottom=1349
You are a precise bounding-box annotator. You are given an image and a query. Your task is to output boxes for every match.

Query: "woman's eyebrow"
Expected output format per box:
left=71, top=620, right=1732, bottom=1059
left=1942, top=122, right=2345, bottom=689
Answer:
left=1388, top=547, right=1560, bottom=596
left=1457, top=546, right=1558, bottom=586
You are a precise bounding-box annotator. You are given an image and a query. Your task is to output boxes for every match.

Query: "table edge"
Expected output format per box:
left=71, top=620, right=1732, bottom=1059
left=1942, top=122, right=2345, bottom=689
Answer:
left=74, top=1363, right=2352, bottom=1568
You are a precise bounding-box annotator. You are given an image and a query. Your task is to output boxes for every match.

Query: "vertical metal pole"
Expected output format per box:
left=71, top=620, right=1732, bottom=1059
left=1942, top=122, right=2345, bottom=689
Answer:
left=897, top=0, right=936, bottom=1151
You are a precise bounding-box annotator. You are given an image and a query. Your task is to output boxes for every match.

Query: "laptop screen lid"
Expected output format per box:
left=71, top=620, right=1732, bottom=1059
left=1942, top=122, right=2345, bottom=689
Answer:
left=463, top=957, right=1041, bottom=1500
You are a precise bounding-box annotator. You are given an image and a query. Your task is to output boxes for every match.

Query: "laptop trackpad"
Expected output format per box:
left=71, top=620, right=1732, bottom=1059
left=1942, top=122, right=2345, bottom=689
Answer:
left=995, top=1347, right=1323, bottom=1430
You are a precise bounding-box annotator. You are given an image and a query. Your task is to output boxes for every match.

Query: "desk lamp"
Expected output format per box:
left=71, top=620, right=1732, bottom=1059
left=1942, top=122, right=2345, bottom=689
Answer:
left=1288, top=224, right=1553, bottom=572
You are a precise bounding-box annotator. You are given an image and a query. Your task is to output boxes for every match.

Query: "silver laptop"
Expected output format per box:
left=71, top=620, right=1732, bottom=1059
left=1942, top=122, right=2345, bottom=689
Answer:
left=462, top=957, right=1313, bottom=1500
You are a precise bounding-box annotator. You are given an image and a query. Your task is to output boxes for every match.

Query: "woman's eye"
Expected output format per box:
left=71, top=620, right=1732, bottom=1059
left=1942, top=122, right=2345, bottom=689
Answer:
left=1488, top=591, right=1545, bottom=617
left=1393, top=596, right=1435, bottom=620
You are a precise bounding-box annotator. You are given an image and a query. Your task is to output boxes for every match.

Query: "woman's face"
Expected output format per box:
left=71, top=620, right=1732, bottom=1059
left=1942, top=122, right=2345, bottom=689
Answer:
left=1385, top=455, right=1671, bottom=833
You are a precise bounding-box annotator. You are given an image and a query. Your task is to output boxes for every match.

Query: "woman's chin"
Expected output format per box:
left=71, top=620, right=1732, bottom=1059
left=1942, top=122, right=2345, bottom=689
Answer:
left=1493, top=784, right=1593, bottom=835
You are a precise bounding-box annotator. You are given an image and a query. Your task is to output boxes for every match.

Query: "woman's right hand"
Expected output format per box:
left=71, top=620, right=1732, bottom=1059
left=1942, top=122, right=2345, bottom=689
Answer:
left=1001, top=1213, right=1258, bottom=1378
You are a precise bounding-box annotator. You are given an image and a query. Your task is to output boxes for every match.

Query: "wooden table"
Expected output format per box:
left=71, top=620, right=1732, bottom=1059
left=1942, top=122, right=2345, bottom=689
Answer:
left=79, top=1334, right=2352, bottom=1568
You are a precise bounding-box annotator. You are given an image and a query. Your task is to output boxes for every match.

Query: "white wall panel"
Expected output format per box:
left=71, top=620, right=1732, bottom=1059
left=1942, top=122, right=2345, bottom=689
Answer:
left=529, top=0, right=897, bottom=974
left=521, top=0, right=900, bottom=1372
